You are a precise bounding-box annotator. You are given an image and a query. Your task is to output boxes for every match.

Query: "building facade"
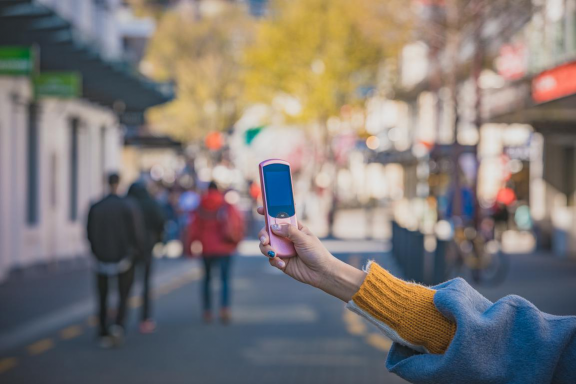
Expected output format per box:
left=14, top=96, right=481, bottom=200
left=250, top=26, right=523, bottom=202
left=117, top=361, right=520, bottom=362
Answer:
left=368, top=0, right=576, bottom=257
left=0, top=0, right=170, bottom=281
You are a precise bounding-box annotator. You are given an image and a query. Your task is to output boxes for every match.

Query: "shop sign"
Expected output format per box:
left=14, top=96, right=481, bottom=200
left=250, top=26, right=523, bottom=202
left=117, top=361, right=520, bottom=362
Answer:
left=482, top=82, right=530, bottom=120
left=495, top=43, right=527, bottom=81
left=33, top=72, right=81, bottom=99
left=504, top=145, right=530, bottom=161
left=0, top=46, right=35, bottom=76
left=533, top=61, right=576, bottom=103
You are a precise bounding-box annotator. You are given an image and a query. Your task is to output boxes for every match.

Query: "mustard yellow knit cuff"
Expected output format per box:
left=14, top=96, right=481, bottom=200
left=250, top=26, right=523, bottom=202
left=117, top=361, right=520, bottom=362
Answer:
left=352, top=263, right=456, bottom=354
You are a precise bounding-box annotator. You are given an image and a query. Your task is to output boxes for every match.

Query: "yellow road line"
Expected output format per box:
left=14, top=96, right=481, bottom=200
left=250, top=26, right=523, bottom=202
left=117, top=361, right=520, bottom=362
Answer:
left=60, top=325, right=83, bottom=340
left=343, top=309, right=367, bottom=336
left=156, top=284, right=174, bottom=295
left=365, top=333, right=392, bottom=352
left=86, top=316, right=98, bottom=327
left=151, top=267, right=202, bottom=298
left=129, top=296, right=142, bottom=308
left=343, top=306, right=391, bottom=352
left=0, top=358, right=17, bottom=374
left=27, top=338, right=54, bottom=356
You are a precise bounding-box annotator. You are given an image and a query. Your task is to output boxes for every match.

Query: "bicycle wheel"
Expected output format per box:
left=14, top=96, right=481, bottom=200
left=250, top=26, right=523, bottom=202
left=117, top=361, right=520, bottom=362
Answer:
left=444, top=239, right=465, bottom=280
left=476, top=250, right=509, bottom=286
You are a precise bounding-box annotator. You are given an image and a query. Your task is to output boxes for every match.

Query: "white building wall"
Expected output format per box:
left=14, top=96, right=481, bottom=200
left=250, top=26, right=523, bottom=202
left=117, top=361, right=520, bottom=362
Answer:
left=0, top=77, right=120, bottom=281
left=0, top=77, right=31, bottom=281
left=37, top=0, right=123, bottom=61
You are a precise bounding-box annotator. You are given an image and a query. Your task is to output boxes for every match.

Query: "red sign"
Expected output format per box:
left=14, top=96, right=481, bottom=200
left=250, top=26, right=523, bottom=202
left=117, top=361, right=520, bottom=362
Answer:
left=533, top=61, right=576, bottom=103
left=495, top=44, right=526, bottom=81
left=205, top=131, right=223, bottom=150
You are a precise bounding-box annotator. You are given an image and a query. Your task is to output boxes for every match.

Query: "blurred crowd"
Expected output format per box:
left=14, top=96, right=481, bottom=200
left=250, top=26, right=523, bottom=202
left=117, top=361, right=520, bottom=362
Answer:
left=86, top=171, right=248, bottom=348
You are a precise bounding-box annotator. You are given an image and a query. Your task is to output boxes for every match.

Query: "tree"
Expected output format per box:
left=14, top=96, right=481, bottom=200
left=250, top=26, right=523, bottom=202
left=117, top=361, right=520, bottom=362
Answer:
left=418, top=0, right=533, bottom=221
left=143, top=1, right=253, bottom=142
left=244, top=0, right=411, bottom=132
left=244, top=0, right=411, bottom=235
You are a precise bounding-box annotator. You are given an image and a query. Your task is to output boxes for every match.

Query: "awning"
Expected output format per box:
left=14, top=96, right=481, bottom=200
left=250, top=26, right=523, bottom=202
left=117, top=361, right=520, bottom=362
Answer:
left=369, top=149, right=418, bottom=165
left=0, top=0, right=172, bottom=121
left=124, top=134, right=182, bottom=150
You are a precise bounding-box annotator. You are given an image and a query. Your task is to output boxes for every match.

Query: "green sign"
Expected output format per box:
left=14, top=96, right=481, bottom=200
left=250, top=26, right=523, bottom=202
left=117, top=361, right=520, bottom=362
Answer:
left=34, top=72, right=81, bottom=99
left=0, top=46, right=35, bottom=75
left=245, top=126, right=264, bottom=145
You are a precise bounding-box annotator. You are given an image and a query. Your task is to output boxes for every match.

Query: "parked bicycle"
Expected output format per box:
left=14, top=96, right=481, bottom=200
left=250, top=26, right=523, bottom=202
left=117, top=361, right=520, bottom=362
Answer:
left=444, top=225, right=509, bottom=286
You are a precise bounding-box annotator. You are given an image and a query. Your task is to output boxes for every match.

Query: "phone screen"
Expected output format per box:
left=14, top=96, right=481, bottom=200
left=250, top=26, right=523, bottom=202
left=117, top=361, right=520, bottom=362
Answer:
left=263, top=163, right=295, bottom=218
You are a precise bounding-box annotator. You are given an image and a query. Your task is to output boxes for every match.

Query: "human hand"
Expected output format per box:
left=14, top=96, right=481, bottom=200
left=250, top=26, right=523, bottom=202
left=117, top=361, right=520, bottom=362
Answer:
left=257, top=207, right=366, bottom=302
left=257, top=207, right=335, bottom=289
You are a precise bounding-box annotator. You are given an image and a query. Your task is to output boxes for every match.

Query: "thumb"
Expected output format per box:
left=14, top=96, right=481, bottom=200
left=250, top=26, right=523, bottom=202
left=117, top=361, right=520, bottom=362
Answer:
left=271, top=224, right=306, bottom=243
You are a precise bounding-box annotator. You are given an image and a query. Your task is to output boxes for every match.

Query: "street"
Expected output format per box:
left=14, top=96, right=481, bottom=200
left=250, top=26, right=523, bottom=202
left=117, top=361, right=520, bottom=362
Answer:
left=2, top=226, right=576, bottom=384
left=0, top=238, right=408, bottom=384
left=3, top=0, right=576, bottom=382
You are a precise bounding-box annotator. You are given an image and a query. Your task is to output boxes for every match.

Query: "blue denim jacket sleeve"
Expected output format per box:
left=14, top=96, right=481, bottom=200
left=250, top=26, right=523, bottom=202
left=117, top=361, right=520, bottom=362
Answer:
left=386, top=278, right=576, bottom=384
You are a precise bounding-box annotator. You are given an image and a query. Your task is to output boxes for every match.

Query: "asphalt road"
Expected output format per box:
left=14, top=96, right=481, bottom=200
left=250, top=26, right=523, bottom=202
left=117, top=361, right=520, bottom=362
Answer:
left=2, top=233, right=576, bottom=384
left=0, top=241, right=408, bottom=384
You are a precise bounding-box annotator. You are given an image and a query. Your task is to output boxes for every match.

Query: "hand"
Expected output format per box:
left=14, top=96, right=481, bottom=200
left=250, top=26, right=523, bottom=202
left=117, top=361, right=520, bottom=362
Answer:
left=257, top=207, right=366, bottom=302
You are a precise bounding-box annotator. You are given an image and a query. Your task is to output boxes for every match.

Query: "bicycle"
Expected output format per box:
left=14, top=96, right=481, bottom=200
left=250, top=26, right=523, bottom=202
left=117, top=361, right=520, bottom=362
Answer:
left=444, top=225, right=509, bottom=286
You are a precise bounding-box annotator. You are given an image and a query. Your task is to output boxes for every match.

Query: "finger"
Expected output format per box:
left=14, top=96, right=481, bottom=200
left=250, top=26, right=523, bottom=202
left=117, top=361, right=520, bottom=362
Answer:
left=258, top=227, right=269, bottom=245
left=271, top=224, right=306, bottom=243
left=298, top=223, right=313, bottom=235
left=259, top=241, right=276, bottom=258
left=268, top=256, right=286, bottom=270
left=256, top=206, right=265, bottom=215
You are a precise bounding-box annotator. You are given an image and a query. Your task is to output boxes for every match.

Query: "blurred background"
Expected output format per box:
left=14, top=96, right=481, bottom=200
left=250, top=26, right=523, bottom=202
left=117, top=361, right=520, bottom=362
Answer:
left=1, top=0, right=576, bottom=383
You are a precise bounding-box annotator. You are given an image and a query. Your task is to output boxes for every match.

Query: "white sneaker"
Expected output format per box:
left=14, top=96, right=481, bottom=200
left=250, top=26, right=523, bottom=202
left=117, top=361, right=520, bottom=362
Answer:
left=98, top=335, right=114, bottom=349
left=109, top=325, right=125, bottom=348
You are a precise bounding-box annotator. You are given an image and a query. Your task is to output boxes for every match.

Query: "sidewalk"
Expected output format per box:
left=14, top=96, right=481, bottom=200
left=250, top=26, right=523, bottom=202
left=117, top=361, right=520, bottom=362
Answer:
left=0, top=257, right=201, bottom=353
left=473, top=251, right=576, bottom=316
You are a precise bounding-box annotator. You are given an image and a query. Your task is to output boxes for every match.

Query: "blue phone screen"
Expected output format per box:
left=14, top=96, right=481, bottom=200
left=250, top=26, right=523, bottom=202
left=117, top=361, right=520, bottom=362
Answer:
left=265, top=171, right=293, bottom=206
left=263, top=163, right=295, bottom=217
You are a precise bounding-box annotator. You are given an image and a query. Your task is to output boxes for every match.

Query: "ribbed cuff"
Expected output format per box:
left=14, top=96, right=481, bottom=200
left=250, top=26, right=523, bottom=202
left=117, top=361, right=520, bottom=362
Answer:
left=351, top=263, right=455, bottom=354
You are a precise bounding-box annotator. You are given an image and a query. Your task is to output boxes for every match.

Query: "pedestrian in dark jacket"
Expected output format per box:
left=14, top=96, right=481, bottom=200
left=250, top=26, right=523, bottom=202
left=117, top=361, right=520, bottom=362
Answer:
left=127, top=182, right=165, bottom=334
left=87, top=173, right=143, bottom=348
left=186, top=181, right=244, bottom=324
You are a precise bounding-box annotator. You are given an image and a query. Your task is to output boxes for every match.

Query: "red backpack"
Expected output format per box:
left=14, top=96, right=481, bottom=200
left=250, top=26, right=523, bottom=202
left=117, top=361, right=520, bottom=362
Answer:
left=217, top=203, right=244, bottom=246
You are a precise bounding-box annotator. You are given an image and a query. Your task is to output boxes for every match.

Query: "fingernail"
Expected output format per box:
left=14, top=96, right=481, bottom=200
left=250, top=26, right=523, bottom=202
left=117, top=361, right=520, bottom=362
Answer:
left=271, top=224, right=280, bottom=230
left=260, top=236, right=266, bottom=244
left=277, top=260, right=286, bottom=268
left=267, top=251, right=275, bottom=258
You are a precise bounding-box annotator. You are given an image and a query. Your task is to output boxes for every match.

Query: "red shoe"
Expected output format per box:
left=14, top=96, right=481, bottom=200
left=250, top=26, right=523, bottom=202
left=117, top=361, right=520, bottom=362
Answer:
left=220, top=308, right=231, bottom=325
left=139, top=319, right=156, bottom=334
left=203, top=311, right=213, bottom=324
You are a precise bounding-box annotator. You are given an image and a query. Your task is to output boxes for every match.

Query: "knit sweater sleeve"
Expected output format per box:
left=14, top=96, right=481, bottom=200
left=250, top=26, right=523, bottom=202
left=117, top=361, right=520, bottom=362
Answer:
left=347, top=263, right=576, bottom=384
left=346, top=262, right=455, bottom=354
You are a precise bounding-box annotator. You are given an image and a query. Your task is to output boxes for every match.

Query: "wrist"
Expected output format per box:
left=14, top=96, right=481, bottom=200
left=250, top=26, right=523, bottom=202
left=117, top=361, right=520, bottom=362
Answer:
left=319, top=257, right=366, bottom=302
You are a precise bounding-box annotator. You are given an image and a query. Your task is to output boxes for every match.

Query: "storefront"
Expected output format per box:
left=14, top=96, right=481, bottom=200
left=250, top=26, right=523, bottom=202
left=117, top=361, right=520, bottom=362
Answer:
left=0, top=1, right=170, bottom=280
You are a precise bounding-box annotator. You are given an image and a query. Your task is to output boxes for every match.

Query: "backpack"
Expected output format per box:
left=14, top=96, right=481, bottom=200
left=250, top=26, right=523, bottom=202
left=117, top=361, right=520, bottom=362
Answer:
left=217, top=203, right=244, bottom=245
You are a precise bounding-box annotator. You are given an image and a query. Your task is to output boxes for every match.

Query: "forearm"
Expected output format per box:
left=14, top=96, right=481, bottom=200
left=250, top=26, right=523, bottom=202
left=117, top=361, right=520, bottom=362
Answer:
left=350, top=263, right=455, bottom=354
left=318, top=257, right=367, bottom=302
left=320, top=259, right=455, bottom=355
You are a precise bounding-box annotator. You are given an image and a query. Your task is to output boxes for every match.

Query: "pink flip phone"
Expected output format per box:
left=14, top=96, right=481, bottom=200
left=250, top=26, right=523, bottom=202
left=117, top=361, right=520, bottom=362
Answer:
left=259, top=159, right=298, bottom=258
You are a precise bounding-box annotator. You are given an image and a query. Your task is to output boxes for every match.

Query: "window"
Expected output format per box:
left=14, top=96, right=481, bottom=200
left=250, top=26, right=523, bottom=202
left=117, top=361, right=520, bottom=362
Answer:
left=50, top=153, right=58, bottom=209
left=26, top=102, right=39, bottom=225
left=70, top=118, right=80, bottom=221
left=100, top=126, right=106, bottom=190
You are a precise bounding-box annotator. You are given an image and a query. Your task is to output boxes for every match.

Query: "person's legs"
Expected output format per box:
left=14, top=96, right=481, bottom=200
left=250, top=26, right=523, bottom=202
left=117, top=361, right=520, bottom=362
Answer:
left=139, top=257, right=156, bottom=333
left=219, top=256, right=232, bottom=308
left=141, top=257, right=153, bottom=321
left=202, top=256, right=214, bottom=322
left=116, top=264, right=135, bottom=328
left=96, top=273, right=109, bottom=336
left=219, top=255, right=232, bottom=323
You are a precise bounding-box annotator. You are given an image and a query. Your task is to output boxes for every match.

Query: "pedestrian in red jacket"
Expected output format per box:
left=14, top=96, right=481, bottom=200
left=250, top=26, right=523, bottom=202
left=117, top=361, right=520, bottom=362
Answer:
left=186, top=181, right=244, bottom=324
